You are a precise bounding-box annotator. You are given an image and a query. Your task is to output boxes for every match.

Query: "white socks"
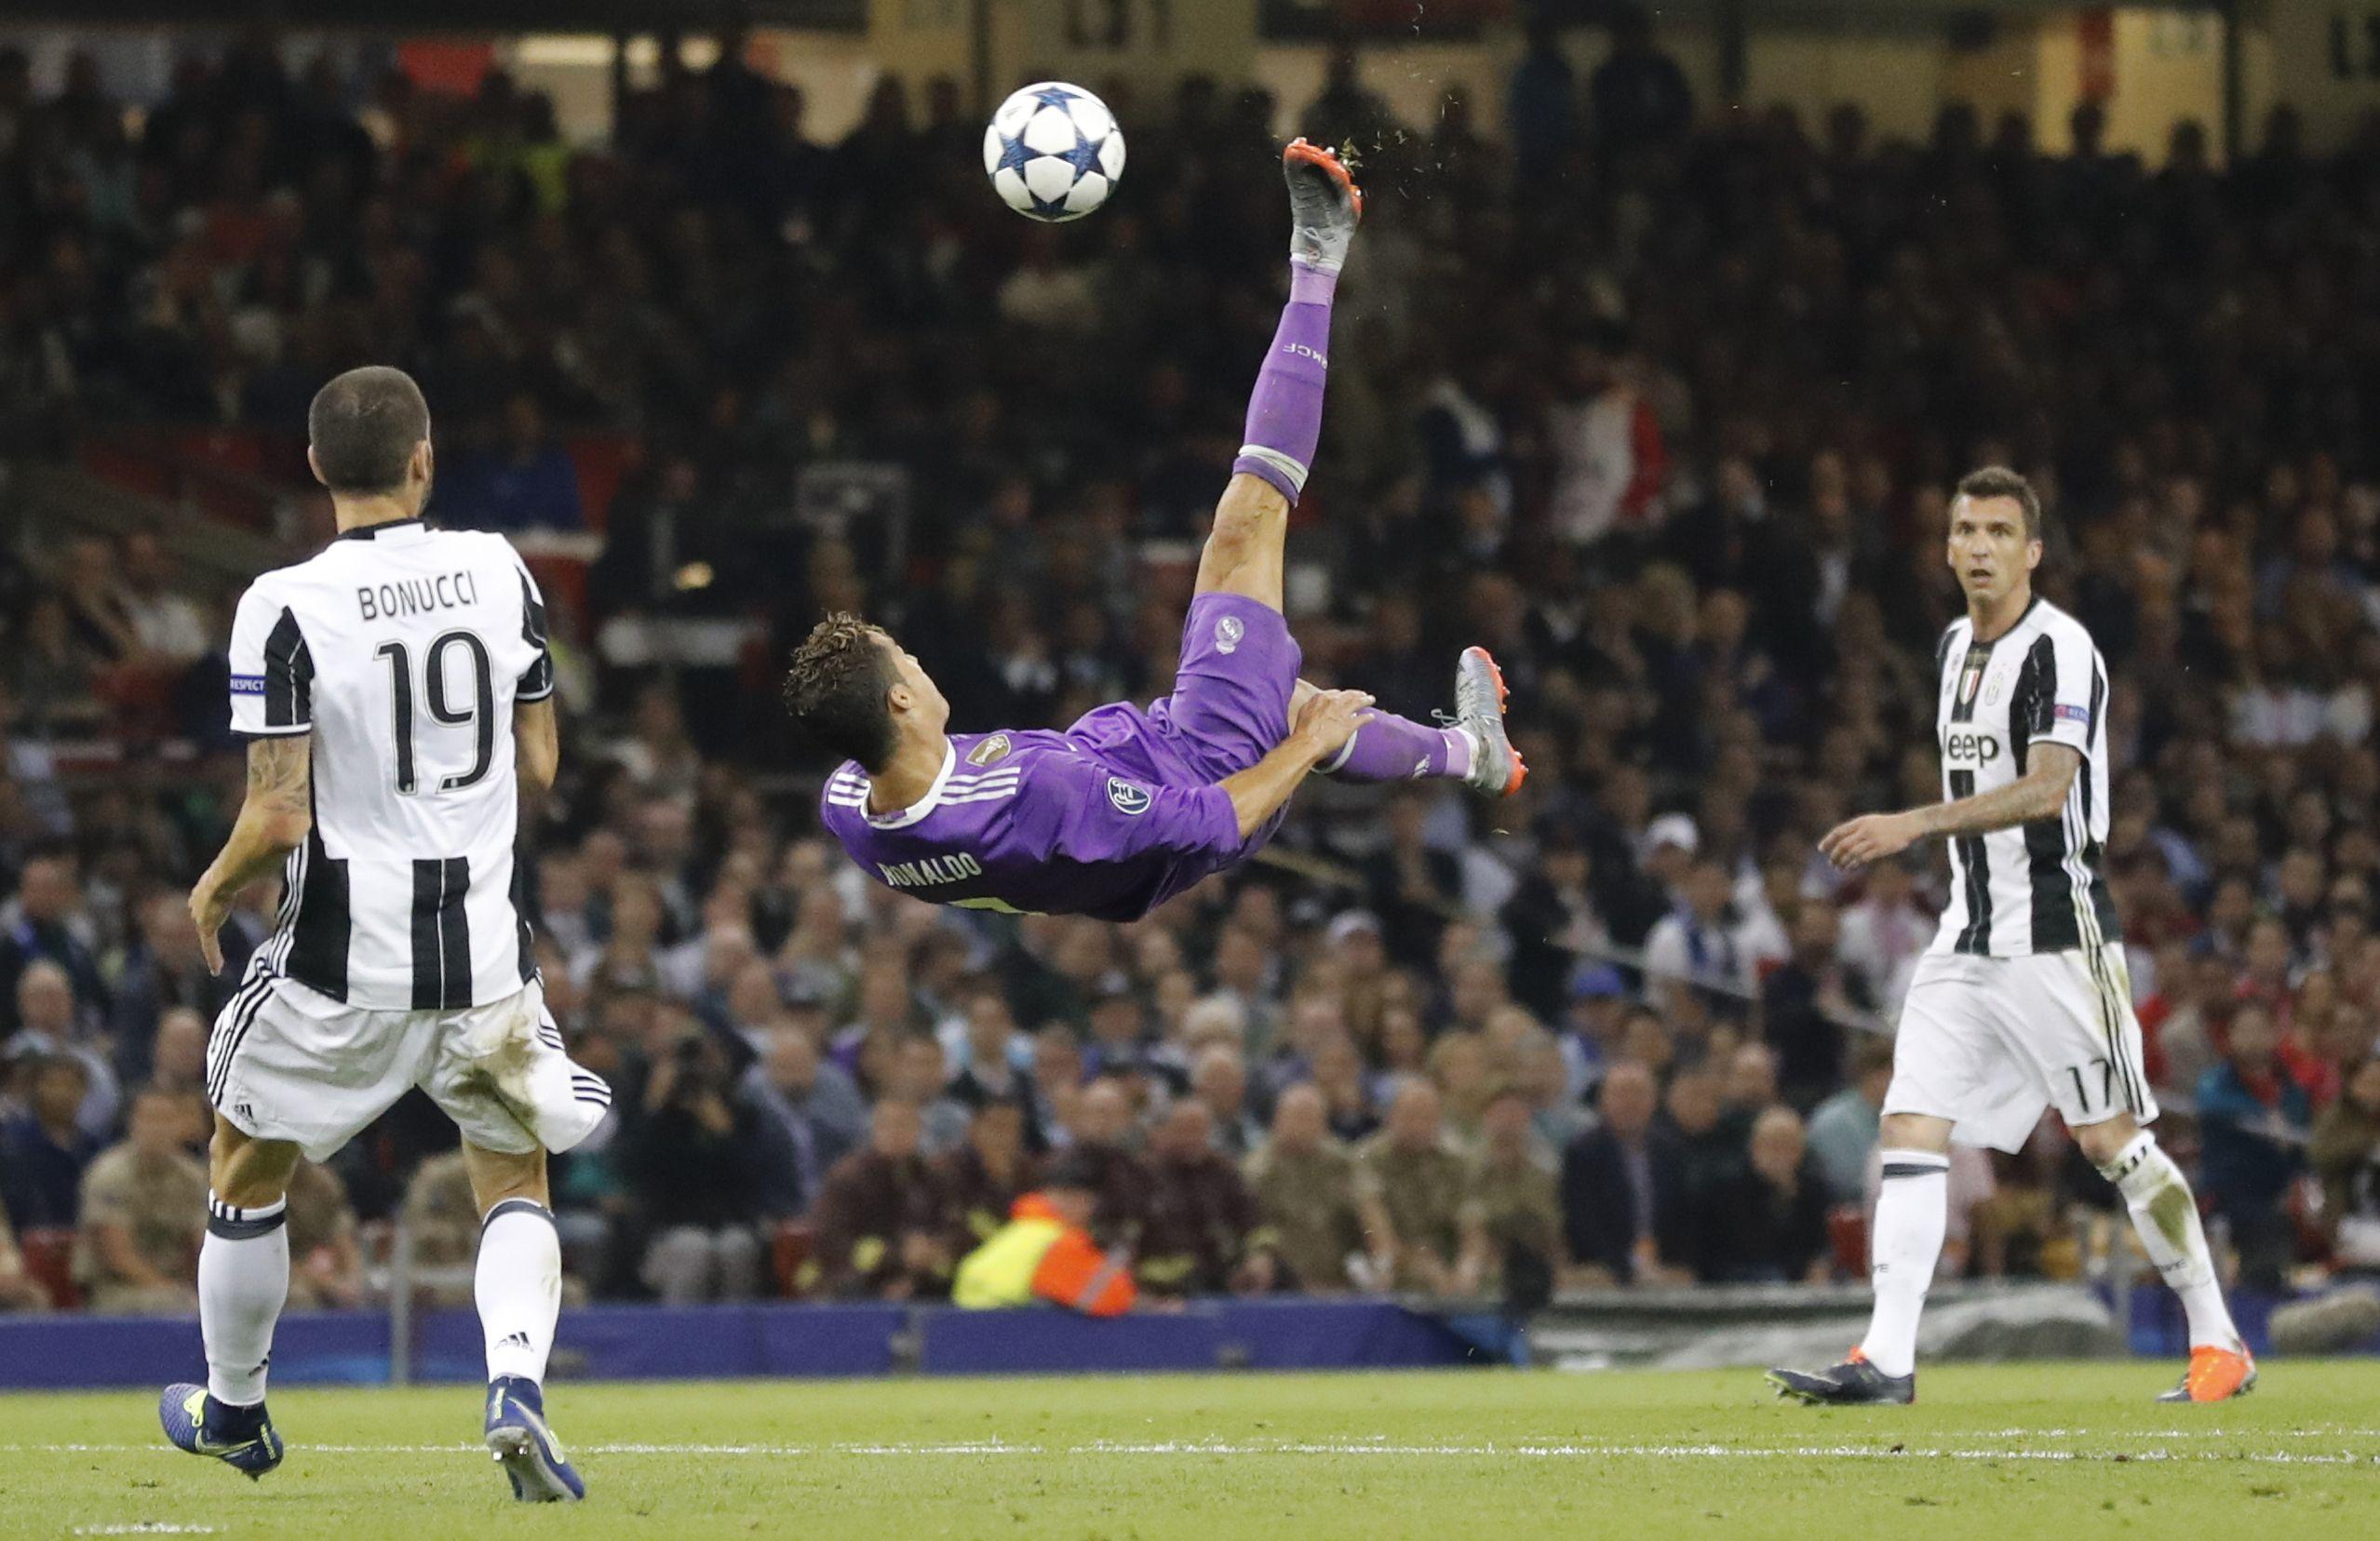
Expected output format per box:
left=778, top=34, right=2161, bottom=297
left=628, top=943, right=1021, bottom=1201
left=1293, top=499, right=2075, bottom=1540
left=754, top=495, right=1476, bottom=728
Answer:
left=477, top=1199, right=561, bottom=1385
left=200, top=1194, right=289, bottom=1408
left=2100, top=1132, right=2239, bottom=1349
left=1857, top=1149, right=1949, bottom=1379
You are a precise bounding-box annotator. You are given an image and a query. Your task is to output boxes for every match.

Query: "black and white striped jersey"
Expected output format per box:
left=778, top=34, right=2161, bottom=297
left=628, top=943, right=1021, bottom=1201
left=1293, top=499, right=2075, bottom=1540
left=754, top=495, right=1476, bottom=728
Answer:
left=1927, top=596, right=2118, bottom=958
left=226, top=518, right=554, bottom=1012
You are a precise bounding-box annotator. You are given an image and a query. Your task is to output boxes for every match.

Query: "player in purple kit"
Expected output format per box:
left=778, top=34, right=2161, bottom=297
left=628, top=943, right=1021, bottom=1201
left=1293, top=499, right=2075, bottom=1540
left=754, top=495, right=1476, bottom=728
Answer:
left=789, top=141, right=1525, bottom=921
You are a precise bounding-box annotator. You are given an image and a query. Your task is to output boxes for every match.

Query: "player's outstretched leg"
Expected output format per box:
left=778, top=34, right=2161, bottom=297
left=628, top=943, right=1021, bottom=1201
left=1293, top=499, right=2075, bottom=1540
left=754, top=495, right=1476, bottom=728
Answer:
left=1203, top=141, right=1363, bottom=608
left=470, top=1146, right=585, bottom=1502
left=162, top=1123, right=296, bottom=1478
left=1317, top=648, right=1527, bottom=796
left=2090, top=1126, right=2255, bottom=1402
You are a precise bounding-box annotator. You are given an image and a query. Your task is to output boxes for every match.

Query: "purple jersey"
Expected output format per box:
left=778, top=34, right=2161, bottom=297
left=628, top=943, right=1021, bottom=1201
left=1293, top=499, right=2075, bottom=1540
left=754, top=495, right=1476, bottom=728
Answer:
left=821, top=595, right=1301, bottom=921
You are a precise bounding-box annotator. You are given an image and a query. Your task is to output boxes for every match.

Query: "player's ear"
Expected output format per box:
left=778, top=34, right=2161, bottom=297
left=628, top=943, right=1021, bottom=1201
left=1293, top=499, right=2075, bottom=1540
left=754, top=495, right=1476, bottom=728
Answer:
left=2026, top=537, right=2043, bottom=570
left=410, top=437, right=434, bottom=486
left=306, top=444, right=326, bottom=489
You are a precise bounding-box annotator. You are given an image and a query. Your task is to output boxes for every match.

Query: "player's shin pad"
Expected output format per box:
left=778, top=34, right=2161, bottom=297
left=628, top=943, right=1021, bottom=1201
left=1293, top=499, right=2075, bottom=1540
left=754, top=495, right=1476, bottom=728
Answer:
left=1231, top=264, right=1338, bottom=504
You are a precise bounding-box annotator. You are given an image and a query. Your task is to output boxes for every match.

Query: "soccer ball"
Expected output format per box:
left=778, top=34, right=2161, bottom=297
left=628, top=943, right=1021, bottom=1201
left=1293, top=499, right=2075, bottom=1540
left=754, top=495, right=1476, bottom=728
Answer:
left=983, top=82, right=1125, bottom=222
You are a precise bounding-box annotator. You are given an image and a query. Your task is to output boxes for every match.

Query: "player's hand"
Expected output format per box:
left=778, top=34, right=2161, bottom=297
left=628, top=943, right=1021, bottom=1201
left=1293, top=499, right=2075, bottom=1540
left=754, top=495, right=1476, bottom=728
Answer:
left=1293, top=689, right=1376, bottom=763
left=1819, top=811, right=1923, bottom=870
left=189, top=880, right=229, bottom=974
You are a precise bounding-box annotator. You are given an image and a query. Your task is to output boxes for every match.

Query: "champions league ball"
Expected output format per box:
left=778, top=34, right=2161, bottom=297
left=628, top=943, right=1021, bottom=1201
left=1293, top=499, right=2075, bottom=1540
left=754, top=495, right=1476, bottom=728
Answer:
left=983, top=82, right=1125, bottom=222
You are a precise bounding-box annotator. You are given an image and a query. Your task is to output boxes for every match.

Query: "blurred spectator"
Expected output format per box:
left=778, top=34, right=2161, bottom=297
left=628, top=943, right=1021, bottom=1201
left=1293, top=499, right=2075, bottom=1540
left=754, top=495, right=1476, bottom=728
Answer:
left=1505, top=15, right=1577, bottom=174
left=1642, top=860, right=1753, bottom=1031
left=397, top=1149, right=484, bottom=1308
left=1591, top=5, right=1695, bottom=152
left=1190, top=1046, right=1264, bottom=1159
left=1762, top=901, right=1868, bottom=1110
left=1701, top=1107, right=1831, bottom=1284
left=800, top=1100, right=948, bottom=1300
left=0, top=1054, right=99, bottom=1228
left=1806, top=1040, right=1894, bottom=1205
left=744, top=1021, right=867, bottom=1191
left=283, top=1158, right=366, bottom=1311
left=2314, top=1057, right=2380, bottom=1271
left=7, top=959, right=119, bottom=1139
left=1244, top=1084, right=1386, bottom=1293
left=74, top=1085, right=206, bottom=1313
left=934, top=1096, right=1038, bottom=1260
left=624, top=1030, right=776, bottom=1303
left=1468, top=1088, right=1564, bottom=1304
left=440, top=391, right=585, bottom=532
left=1140, top=1100, right=1268, bottom=1296
left=1835, top=861, right=1930, bottom=1024
left=1560, top=1061, right=1691, bottom=1286
left=0, top=858, right=107, bottom=1029
left=2197, top=1004, right=2314, bottom=1287
left=1359, top=1079, right=1485, bottom=1295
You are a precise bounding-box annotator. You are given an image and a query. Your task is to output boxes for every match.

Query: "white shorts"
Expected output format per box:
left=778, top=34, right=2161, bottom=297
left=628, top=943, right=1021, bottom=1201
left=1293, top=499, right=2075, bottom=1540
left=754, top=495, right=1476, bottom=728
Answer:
left=1882, top=945, right=2158, bottom=1154
left=207, top=973, right=608, bottom=1163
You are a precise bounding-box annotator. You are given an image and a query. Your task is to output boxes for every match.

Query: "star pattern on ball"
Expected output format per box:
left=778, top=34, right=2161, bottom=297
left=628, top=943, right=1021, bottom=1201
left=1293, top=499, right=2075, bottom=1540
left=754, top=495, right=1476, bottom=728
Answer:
left=1029, top=86, right=1080, bottom=111
left=994, top=132, right=1035, bottom=175
left=1062, top=127, right=1105, bottom=179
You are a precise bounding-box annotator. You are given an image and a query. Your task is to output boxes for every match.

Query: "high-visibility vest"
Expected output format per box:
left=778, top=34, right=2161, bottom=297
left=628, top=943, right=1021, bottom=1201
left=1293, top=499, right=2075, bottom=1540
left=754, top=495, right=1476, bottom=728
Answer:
left=952, top=1194, right=1136, bottom=1316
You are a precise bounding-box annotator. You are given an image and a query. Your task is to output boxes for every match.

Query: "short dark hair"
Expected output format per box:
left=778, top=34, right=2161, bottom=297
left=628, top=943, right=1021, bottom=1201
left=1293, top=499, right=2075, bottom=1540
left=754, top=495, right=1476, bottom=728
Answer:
left=784, top=612, right=899, bottom=770
left=1953, top=465, right=2042, bottom=540
left=309, top=366, right=431, bottom=493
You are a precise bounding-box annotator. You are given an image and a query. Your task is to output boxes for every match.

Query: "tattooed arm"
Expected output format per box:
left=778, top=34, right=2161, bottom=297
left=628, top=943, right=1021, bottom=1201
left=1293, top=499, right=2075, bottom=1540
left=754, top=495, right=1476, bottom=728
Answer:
left=191, top=734, right=313, bottom=972
left=1819, top=744, right=2081, bottom=871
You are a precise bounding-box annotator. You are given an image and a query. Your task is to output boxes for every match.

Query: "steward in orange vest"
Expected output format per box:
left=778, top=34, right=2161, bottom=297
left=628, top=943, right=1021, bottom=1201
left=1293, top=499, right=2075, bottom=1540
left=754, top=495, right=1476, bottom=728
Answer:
left=952, top=1156, right=1136, bottom=1317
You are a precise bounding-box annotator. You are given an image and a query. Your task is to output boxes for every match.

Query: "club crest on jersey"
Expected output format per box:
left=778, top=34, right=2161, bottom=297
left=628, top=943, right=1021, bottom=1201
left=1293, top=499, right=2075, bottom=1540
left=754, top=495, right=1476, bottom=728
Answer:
left=1957, top=660, right=1985, bottom=708
left=1107, top=777, right=1152, bottom=815
left=1216, top=615, right=1244, bottom=655
left=967, top=733, right=1013, bottom=767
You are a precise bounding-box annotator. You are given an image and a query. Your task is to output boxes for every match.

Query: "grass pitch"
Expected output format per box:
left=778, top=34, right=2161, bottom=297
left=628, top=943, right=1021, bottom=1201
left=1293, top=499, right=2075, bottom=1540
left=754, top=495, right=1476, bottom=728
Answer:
left=4, top=1362, right=2377, bottom=1539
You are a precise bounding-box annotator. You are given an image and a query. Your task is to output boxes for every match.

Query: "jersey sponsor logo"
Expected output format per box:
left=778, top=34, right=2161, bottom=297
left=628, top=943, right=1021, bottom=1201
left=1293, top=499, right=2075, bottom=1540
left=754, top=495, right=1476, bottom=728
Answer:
left=1943, top=730, right=2001, bottom=765
left=878, top=852, right=985, bottom=889
left=2054, top=703, right=2091, bottom=728
left=1107, top=777, right=1152, bottom=815
left=1216, top=615, right=1244, bottom=655
left=229, top=674, right=267, bottom=694
left=967, top=733, right=1013, bottom=767
left=356, top=570, right=481, bottom=623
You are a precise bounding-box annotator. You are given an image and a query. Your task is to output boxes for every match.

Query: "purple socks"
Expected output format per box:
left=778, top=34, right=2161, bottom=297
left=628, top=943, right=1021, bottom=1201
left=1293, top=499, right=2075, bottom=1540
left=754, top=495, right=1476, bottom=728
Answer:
left=1231, top=262, right=1338, bottom=503
left=1320, top=714, right=1473, bottom=784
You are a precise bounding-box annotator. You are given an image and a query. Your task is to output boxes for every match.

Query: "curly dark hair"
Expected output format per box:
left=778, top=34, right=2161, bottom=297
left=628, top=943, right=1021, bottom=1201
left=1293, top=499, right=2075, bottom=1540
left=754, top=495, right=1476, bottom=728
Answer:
left=783, top=612, right=899, bottom=771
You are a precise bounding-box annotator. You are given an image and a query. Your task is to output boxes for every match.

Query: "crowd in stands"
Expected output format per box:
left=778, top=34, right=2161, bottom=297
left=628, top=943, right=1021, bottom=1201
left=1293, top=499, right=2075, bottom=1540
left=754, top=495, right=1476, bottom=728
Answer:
left=4, top=22, right=2380, bottom=1313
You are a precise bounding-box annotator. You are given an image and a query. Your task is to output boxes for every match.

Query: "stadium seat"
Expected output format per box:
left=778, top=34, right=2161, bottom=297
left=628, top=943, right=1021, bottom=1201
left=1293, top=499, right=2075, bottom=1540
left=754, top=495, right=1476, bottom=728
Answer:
left=18, top=1228, right=78, bottom=1310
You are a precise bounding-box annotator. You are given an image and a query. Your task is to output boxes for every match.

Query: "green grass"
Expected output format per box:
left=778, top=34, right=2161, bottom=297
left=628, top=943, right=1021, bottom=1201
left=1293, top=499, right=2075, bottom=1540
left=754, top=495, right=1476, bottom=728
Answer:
left=4, top=1362, right=2378, bottom=1539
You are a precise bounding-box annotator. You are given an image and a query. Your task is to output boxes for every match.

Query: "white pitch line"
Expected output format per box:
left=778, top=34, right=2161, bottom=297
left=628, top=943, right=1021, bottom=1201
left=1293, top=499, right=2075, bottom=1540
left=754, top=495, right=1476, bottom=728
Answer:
left=12, top=1440, right=2380, bottom=1467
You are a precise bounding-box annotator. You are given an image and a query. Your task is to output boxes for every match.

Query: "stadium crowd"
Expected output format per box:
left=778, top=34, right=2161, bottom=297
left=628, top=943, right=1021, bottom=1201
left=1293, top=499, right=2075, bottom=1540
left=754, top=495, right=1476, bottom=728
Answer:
left=4, top=26, right=2380, bottom=1311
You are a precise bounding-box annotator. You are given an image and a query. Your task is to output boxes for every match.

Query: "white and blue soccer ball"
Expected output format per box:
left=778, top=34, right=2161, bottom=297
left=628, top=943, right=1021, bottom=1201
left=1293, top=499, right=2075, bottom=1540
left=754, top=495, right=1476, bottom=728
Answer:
left=983, top=81, right=1125, bottom=222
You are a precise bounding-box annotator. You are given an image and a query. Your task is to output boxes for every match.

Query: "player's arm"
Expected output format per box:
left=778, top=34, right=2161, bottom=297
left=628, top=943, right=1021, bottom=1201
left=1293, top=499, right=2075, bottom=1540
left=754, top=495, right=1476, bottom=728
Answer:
left=516, top=696, right=558, bottom=793
left=1821, top=744, right=2079, bottom=869
left=1215, top=689, right=1373, bottom=838
left=191, top=733, right=312, bottom=973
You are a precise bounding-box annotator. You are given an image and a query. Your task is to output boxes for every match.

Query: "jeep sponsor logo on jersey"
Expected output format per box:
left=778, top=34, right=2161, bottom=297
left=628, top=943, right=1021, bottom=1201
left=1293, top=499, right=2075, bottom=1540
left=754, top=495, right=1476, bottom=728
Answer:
left=1943, top=730, right=2001, bottom=766
left=1107, top=777, right=1152, bottom=815
left=967, top=733, right=1013, bottom=767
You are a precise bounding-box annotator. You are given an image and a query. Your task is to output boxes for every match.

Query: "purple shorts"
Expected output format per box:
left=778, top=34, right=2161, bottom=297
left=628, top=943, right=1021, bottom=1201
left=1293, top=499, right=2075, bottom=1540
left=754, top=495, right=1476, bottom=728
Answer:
left=1067, top=595, right=1301, bottom=793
